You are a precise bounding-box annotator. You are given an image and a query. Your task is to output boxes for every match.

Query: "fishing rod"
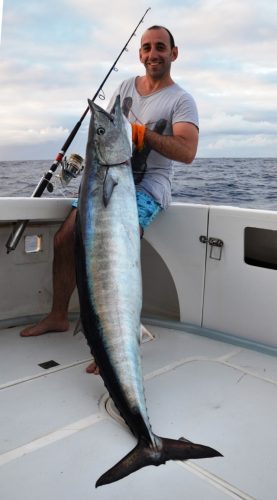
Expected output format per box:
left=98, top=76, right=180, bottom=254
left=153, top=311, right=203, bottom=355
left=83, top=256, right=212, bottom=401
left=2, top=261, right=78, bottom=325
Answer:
left=6, top=7, right=151, bottom=254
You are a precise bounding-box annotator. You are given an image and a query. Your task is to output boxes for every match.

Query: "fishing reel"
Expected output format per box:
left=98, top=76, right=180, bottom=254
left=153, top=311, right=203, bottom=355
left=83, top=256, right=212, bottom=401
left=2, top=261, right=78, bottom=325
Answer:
left=59, top=153, right=84, bottom=187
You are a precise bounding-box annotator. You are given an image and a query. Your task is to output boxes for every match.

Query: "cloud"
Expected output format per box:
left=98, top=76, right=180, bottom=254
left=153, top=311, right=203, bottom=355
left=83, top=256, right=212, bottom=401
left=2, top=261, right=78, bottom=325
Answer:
left=201, top=134, right=277, bottom=157
left=197, top=109, right=277, bottom=156
left=0, top=125, right=69, bottom=146
left=0, top=0, right=3, bottom=44
left=201, top=111, right=277, bottom=135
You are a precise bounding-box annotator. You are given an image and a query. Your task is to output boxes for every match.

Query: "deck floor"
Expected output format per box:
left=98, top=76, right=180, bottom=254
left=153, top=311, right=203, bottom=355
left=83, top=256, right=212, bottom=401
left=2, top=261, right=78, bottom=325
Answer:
left=1, top=322, right=277, bottom=500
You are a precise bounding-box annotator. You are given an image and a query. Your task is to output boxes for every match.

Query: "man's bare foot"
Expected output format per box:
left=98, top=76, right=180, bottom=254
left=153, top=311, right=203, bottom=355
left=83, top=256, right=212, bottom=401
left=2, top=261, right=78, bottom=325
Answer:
left=86, top=361, right=100, bottom=375
left=20, top=317, right=69, bottom=337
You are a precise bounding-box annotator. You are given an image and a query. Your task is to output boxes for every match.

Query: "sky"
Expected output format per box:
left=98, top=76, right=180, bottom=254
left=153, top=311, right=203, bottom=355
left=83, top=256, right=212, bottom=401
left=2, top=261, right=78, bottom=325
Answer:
left=0, top=0, right=277, bottom=160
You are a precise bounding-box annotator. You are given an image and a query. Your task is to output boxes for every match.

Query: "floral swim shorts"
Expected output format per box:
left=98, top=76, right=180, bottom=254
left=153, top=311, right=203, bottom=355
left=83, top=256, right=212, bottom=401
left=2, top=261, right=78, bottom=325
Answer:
left=135, top=190, right=162, bottom=230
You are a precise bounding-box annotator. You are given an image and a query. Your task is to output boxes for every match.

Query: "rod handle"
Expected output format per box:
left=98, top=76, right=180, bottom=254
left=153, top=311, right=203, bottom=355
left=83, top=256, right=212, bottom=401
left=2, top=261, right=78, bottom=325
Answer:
left=5, top=220, right=29, bottom=254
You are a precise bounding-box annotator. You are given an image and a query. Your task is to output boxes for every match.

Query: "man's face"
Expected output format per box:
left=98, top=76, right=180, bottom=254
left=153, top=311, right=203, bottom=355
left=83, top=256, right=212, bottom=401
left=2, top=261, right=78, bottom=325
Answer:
left=139, top=28, right=178, bottom=80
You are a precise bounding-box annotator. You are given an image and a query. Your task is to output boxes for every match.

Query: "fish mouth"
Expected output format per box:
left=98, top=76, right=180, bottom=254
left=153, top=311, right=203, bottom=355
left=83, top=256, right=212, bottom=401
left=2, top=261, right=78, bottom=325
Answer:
left=97, top=108, right=114, bottom=123
left=88, top=99, right=115, bottom=123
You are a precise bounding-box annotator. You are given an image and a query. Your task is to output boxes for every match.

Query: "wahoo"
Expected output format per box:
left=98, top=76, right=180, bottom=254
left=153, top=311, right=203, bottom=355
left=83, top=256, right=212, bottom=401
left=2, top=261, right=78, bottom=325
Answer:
left=75, top=95, right=222, bottom=488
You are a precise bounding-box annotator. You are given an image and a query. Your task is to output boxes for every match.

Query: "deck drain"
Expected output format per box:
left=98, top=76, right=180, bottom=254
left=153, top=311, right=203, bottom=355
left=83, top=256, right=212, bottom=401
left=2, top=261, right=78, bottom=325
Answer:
left=38, top=360, right=60, bottom=369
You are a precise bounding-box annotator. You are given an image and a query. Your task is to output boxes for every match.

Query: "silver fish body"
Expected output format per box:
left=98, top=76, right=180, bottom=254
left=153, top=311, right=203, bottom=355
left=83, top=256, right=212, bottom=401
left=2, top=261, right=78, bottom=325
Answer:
left=75, top=96, right=222, bottom=487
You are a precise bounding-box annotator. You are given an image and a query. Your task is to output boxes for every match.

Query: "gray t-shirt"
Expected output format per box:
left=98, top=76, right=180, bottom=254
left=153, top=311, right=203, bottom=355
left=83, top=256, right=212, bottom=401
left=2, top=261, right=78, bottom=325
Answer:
left=108, top=77, right=199, bottom=209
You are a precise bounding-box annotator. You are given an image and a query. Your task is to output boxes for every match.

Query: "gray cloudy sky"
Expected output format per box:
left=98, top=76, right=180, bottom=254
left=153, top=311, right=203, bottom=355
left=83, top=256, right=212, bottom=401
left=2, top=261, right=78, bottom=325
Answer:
left=1, top=0, right=277, bottom=160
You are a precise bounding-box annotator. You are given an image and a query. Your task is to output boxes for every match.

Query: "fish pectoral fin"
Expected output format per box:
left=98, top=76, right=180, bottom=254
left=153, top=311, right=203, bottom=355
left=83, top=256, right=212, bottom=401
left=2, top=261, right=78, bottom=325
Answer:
left=103, top=170, right=118, bottom=207
left=96, top=435, right=222, bottom=487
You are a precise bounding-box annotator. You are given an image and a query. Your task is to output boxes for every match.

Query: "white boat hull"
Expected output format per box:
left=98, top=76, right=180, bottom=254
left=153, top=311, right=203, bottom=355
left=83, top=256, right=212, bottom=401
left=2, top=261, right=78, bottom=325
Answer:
left=1, top=197, right=277, bottom=352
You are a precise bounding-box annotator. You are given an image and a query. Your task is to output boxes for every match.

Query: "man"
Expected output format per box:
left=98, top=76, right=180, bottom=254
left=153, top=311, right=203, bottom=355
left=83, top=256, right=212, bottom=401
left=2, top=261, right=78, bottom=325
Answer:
left=21, top=25, right=199, bottom=373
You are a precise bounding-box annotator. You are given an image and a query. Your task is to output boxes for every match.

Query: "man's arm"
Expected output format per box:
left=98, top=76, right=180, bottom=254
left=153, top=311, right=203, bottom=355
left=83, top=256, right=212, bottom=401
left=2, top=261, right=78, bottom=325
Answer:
left=144, top=122, right=199, bottom=164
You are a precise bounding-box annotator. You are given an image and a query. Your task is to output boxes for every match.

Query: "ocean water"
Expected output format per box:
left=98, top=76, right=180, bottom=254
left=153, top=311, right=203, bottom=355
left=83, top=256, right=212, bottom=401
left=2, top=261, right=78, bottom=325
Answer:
left=1, top=158, right=277, bottom=211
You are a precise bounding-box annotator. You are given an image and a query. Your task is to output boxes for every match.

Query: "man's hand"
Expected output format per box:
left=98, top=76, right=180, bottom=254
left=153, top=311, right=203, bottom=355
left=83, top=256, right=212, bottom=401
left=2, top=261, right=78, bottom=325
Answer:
left=131, top=123, right=146, bottom=151
left=131, top=119, right=167, bottom=185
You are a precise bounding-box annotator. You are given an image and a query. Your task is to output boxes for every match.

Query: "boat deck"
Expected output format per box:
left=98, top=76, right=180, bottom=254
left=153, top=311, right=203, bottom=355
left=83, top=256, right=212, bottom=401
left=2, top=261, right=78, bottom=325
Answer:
left=1, top=322, right=276, bottom=500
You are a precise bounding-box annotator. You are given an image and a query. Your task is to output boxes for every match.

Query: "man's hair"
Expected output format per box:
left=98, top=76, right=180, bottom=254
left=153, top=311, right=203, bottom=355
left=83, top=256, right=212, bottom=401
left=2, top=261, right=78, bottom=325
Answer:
left=147, top=25, right=176, bottom=49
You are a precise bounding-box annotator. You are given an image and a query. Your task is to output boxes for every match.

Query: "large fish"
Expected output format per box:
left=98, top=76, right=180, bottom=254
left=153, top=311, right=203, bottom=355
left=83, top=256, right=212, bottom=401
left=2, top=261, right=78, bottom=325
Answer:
left=75, top=95, right=222, bottom=488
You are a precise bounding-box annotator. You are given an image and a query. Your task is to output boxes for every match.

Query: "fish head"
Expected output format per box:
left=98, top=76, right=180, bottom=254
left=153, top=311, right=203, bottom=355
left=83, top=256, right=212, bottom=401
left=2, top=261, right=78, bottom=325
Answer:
left=87, top=95, right=132, bottom=167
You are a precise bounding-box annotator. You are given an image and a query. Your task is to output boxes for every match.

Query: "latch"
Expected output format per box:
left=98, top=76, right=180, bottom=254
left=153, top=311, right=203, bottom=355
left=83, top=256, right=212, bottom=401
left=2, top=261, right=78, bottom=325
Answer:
left=199, top=236, right=224, bottom=261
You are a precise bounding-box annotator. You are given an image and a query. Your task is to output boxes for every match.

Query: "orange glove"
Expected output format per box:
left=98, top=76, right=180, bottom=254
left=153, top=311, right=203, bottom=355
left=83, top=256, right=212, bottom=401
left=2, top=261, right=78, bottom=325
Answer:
left=131, top=123, right=146, bottom=151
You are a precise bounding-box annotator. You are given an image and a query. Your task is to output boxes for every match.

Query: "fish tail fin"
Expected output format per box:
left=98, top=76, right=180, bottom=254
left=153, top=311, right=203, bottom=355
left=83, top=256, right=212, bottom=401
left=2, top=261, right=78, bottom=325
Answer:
left=95, top=435, right=222, bottom=487
left=160, top=435, right=222, bottom=461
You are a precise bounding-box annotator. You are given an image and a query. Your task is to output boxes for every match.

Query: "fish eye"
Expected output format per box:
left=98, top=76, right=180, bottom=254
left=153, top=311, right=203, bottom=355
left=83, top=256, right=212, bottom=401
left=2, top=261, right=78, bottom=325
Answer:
left=97, top=126, right=105, bottom=135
